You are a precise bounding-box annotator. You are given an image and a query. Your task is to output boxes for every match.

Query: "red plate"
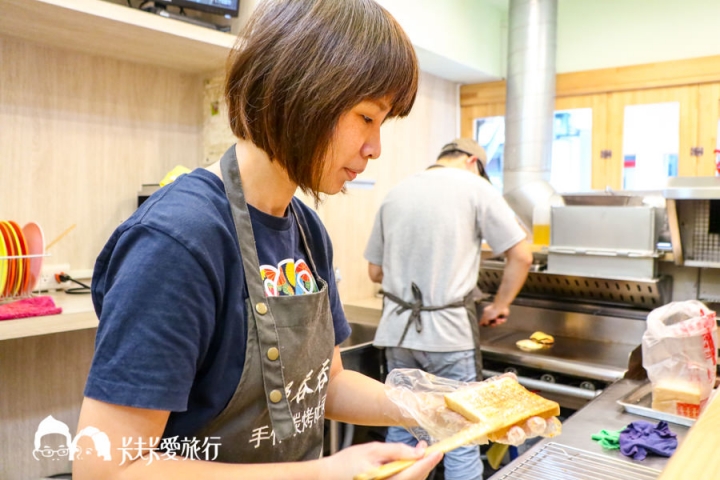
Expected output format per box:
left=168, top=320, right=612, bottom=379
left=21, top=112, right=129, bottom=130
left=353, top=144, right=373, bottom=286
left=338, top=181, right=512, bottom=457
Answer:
left=8, top=221, right=30, bottom=296
left=0, top=222, right=17, bottom=297
left=22, top=222, right=45, bottom=293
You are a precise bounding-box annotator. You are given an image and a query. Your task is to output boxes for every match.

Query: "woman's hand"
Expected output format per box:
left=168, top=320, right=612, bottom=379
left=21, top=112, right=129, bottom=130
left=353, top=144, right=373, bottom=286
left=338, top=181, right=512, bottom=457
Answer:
left=320, top=441, right=443, bottom=480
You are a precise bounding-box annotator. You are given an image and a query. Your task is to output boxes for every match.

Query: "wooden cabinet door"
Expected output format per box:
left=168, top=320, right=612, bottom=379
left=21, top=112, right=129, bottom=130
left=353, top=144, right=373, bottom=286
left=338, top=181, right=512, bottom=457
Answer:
left=555, top=94, right=608, bottom=191
left=697, top=83, right=720, bottom=176
left=461, top=102, right=505, bottom=139
left=606, top=86, right=698, bottom=190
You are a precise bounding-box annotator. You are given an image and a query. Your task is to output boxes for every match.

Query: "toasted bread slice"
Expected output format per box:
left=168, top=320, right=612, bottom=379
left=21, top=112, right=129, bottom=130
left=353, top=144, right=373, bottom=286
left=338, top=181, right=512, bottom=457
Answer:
left=444, top=376, right=560, bottom=441
left=354, top=378, right=561, bottom=480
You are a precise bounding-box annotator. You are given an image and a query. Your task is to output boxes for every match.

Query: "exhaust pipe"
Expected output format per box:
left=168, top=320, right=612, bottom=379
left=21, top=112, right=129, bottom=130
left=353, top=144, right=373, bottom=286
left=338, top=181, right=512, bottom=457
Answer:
left=503, top=0, right=562, bottom=230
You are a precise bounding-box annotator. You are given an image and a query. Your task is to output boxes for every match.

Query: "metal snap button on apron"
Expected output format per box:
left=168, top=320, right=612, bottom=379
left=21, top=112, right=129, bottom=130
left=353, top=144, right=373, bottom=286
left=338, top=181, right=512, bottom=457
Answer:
left=269, top=389, right=283, bottom=403
left=267, top=347, right=279, bottom=361
left=255, top=302, right=268, bottom=315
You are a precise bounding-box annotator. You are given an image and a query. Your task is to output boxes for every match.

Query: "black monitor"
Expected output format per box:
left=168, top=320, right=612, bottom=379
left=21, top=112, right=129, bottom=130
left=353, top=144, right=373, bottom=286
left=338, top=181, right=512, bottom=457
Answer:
left=152, top=0, right=239, bottom=18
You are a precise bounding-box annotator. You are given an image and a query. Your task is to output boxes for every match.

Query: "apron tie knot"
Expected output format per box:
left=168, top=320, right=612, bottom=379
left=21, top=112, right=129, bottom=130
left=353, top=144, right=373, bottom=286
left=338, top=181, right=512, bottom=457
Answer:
left=381, top=282, right=465, bottom=346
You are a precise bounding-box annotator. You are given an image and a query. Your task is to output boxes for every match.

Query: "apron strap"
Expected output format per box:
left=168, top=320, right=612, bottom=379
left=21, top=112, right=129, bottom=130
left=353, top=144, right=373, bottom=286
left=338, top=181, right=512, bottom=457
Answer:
left=219, top=146, right=296, bottom=440
left=382, top=283, right=465, bottom=346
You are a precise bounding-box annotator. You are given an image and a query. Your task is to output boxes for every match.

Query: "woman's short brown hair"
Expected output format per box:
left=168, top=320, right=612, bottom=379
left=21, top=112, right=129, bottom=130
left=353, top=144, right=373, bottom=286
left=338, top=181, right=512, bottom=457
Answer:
left=225, top=0, right=419, bottom=199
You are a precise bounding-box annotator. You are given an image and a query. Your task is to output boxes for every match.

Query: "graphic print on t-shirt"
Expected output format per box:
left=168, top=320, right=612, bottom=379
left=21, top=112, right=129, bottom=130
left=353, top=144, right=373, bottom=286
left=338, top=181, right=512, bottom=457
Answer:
left=260, top=259, right=318, bottom=296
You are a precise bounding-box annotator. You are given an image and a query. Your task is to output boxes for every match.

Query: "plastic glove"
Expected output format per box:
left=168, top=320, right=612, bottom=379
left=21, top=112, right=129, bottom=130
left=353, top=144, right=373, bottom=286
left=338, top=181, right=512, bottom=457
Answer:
left=490, top=416, right=562, bottom=446
left=385, top=368, right=560, bottom=447
left=320, top=441, right=442, bottom=480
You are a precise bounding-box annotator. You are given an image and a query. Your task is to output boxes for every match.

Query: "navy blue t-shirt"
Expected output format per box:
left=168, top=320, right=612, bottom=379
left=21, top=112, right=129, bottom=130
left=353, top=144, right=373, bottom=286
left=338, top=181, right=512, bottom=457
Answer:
left=85, top=168, right=350, bottom=438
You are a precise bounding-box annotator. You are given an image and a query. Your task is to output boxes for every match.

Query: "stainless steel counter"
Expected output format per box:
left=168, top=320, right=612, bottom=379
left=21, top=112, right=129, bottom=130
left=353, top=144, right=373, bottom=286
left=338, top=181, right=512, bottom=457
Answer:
left=489, top=379, right=691, bottom=479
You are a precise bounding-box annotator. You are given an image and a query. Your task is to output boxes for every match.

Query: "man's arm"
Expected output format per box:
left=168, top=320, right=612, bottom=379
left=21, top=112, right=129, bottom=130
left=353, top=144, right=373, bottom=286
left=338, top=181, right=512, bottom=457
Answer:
left=368, top=263, right=384, bottom=283
left=480, top=240, right=532, bottom=326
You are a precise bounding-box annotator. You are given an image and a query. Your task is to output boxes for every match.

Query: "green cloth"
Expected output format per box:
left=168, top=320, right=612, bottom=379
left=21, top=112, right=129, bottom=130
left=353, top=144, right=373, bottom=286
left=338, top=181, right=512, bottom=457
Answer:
left=591, top=428, right=623, bottom=450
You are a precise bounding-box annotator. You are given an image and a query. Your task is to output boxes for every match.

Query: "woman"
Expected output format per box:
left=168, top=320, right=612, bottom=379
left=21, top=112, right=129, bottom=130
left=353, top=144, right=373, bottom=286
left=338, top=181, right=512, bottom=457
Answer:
left=73, top=0, right=442, bottom=478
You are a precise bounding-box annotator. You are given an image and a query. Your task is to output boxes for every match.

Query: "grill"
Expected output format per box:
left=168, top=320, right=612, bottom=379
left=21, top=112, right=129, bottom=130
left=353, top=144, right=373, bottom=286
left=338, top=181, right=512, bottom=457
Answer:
left=495, top=443, right=661, bottom=480
left=478, top=264, right=672, bottom=309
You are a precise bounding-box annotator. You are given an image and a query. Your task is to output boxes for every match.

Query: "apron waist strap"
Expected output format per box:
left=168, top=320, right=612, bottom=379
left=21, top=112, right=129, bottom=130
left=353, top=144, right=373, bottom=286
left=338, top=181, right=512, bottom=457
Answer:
left=381, top=283, right=466, bottom=346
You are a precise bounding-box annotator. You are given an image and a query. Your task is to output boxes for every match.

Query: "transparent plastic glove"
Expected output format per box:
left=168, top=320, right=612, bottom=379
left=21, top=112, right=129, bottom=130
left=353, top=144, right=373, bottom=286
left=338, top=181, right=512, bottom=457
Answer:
left=385, top=368, right=560, bottom=447
left=490, top=416, right=562, bottom=446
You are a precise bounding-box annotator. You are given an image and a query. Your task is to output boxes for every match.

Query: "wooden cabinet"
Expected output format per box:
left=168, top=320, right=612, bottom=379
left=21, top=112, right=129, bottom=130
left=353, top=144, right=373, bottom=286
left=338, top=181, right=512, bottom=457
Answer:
left=460, top=55, right=720, bottom=191
left=0, top=0, right=235, bottom=273
left=0, top=2, right=231, bottom=478
left=0, top=0, right=235, bottom=74
left=697, top=83, right=720, bottom=177
left=555, top=95, right=609, bottom=191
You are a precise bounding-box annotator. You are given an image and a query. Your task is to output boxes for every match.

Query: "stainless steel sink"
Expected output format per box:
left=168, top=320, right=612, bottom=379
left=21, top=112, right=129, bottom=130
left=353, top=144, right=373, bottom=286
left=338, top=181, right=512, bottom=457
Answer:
left=340, top=322, right=377, bottom=349
left=339, top=322, right=383, bottom=381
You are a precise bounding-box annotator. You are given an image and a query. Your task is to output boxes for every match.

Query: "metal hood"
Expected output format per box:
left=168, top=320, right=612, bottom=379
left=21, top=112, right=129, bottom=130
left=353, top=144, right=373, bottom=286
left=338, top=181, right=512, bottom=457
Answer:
left=503, top=0, right=562, bottom=230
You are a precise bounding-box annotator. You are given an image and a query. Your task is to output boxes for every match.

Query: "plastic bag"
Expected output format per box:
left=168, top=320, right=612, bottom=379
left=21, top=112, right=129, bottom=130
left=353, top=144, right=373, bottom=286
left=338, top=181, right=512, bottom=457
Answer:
left=641, top=300, right=718, bottom=418
left=384, top=368, right=560, bottom=446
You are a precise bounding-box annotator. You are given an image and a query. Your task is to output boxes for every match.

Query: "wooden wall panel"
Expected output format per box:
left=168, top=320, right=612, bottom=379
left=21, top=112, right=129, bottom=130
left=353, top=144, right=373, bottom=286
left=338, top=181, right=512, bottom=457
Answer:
left=0, top=37, right=203, bottom=272
left=317, top=71, right=460, bottom=302
left=0, top=329, right=97, bottom=480
left=460, top=54, right=720, bottom=106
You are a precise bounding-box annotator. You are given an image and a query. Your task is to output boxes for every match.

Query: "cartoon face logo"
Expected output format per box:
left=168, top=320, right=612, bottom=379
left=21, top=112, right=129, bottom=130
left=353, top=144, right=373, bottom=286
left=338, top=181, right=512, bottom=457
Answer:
left=32, top=416, right=112, bottom=462
left=70, top=426, right=112, bottom=461
left=32, top=416, right=72, bottom=461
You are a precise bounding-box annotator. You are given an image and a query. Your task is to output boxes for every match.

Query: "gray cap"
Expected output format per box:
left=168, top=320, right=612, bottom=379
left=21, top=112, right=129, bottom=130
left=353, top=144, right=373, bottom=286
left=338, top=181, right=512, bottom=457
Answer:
left=438, top=138, right=489, bottom=179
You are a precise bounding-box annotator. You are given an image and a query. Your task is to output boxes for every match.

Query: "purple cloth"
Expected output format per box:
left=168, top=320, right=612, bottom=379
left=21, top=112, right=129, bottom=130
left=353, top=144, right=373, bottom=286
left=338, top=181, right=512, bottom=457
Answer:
left=619, top=420, right=678, bottom=461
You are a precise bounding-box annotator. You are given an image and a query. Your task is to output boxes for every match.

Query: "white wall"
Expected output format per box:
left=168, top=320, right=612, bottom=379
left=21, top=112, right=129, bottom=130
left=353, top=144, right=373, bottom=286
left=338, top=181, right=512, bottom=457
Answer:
left=378, top=0, right=505, bottom=83
left=385, top=0, right=720, bottom=80
left=557, top=0, right=720, bottom=73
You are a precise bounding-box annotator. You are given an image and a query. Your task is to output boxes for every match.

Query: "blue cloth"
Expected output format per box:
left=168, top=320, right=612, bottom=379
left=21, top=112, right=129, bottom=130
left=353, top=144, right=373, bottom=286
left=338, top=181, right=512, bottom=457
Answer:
left=85, top=168, right=350, bottom=439
left=384, top=347, right=482, bottom=480
left=619, top=421, right=678, bottom=461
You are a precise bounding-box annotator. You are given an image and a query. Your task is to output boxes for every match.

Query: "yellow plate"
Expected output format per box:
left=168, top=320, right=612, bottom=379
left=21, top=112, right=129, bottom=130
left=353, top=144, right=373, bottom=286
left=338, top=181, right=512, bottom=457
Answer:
left=4, top=221, right=25, bottom=297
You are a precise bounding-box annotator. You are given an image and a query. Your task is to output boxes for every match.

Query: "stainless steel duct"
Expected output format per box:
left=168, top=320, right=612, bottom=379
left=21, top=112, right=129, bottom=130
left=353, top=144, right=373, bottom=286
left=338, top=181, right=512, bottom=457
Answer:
left=503, top=0, right=561, bottom=230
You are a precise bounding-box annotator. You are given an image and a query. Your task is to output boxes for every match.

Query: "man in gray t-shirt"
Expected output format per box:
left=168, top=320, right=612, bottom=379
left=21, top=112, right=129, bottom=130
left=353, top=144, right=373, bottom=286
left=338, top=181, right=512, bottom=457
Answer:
left=364, top=138, right=532, bottom=480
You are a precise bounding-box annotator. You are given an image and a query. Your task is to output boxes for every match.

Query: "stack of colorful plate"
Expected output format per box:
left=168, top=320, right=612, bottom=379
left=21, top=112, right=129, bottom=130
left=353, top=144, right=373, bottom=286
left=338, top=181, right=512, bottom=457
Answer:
left=0, top=221, right=45, bottom=300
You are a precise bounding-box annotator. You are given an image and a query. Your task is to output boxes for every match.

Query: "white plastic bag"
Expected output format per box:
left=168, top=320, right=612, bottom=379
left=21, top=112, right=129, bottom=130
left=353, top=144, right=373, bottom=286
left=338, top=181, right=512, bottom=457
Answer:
left=642, top=300, right=718, bottom=418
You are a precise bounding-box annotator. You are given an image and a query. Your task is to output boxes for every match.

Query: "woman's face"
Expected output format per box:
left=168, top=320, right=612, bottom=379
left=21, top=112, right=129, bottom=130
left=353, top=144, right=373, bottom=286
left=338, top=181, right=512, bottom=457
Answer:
left=319, top=98, right=392, bottom=194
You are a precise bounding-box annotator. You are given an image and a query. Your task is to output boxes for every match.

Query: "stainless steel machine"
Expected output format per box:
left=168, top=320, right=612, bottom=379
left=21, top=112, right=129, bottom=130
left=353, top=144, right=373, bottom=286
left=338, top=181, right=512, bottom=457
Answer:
left=478, top=181, right=720, bottom=417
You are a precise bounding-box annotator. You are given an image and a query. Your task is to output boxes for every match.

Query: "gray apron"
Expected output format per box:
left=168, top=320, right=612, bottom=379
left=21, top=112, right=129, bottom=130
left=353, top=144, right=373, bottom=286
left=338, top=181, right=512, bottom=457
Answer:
left=195, top=146, right=335, bottom=462
left=382, top=284, right=484, bottom=377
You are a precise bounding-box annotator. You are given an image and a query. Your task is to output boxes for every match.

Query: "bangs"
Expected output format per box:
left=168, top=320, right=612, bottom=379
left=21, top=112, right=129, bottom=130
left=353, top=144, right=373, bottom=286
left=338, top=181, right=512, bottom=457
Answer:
left=351, top=4, right=419, bottom=118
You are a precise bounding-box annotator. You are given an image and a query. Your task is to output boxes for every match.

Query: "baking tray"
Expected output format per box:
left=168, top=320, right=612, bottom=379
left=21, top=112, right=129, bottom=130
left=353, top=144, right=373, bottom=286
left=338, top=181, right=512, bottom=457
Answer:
left=617, top=382, right=695, bottom=427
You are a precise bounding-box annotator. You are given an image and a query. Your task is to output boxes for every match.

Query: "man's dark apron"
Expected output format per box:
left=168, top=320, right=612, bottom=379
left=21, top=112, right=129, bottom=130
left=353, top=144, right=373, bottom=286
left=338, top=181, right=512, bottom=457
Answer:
left=195, top=146, right=335, bottom=462
left=382, top=283, right=484, bottom=377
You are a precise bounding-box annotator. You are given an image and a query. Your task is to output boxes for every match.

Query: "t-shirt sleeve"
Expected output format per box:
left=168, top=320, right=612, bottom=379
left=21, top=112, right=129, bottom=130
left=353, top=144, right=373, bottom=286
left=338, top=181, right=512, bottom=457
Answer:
left=363, top=208, right=384, bottom=266
left=478, top=193, right=527, bottom=256
left=85, top=225, right=216, bottom=412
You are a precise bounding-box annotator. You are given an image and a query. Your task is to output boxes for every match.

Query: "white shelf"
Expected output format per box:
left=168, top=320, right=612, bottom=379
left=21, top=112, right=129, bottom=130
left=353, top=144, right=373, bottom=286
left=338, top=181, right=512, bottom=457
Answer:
left=0, top=292, right=97, bottom=341
left=0, top=0, right=236, bottom=74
